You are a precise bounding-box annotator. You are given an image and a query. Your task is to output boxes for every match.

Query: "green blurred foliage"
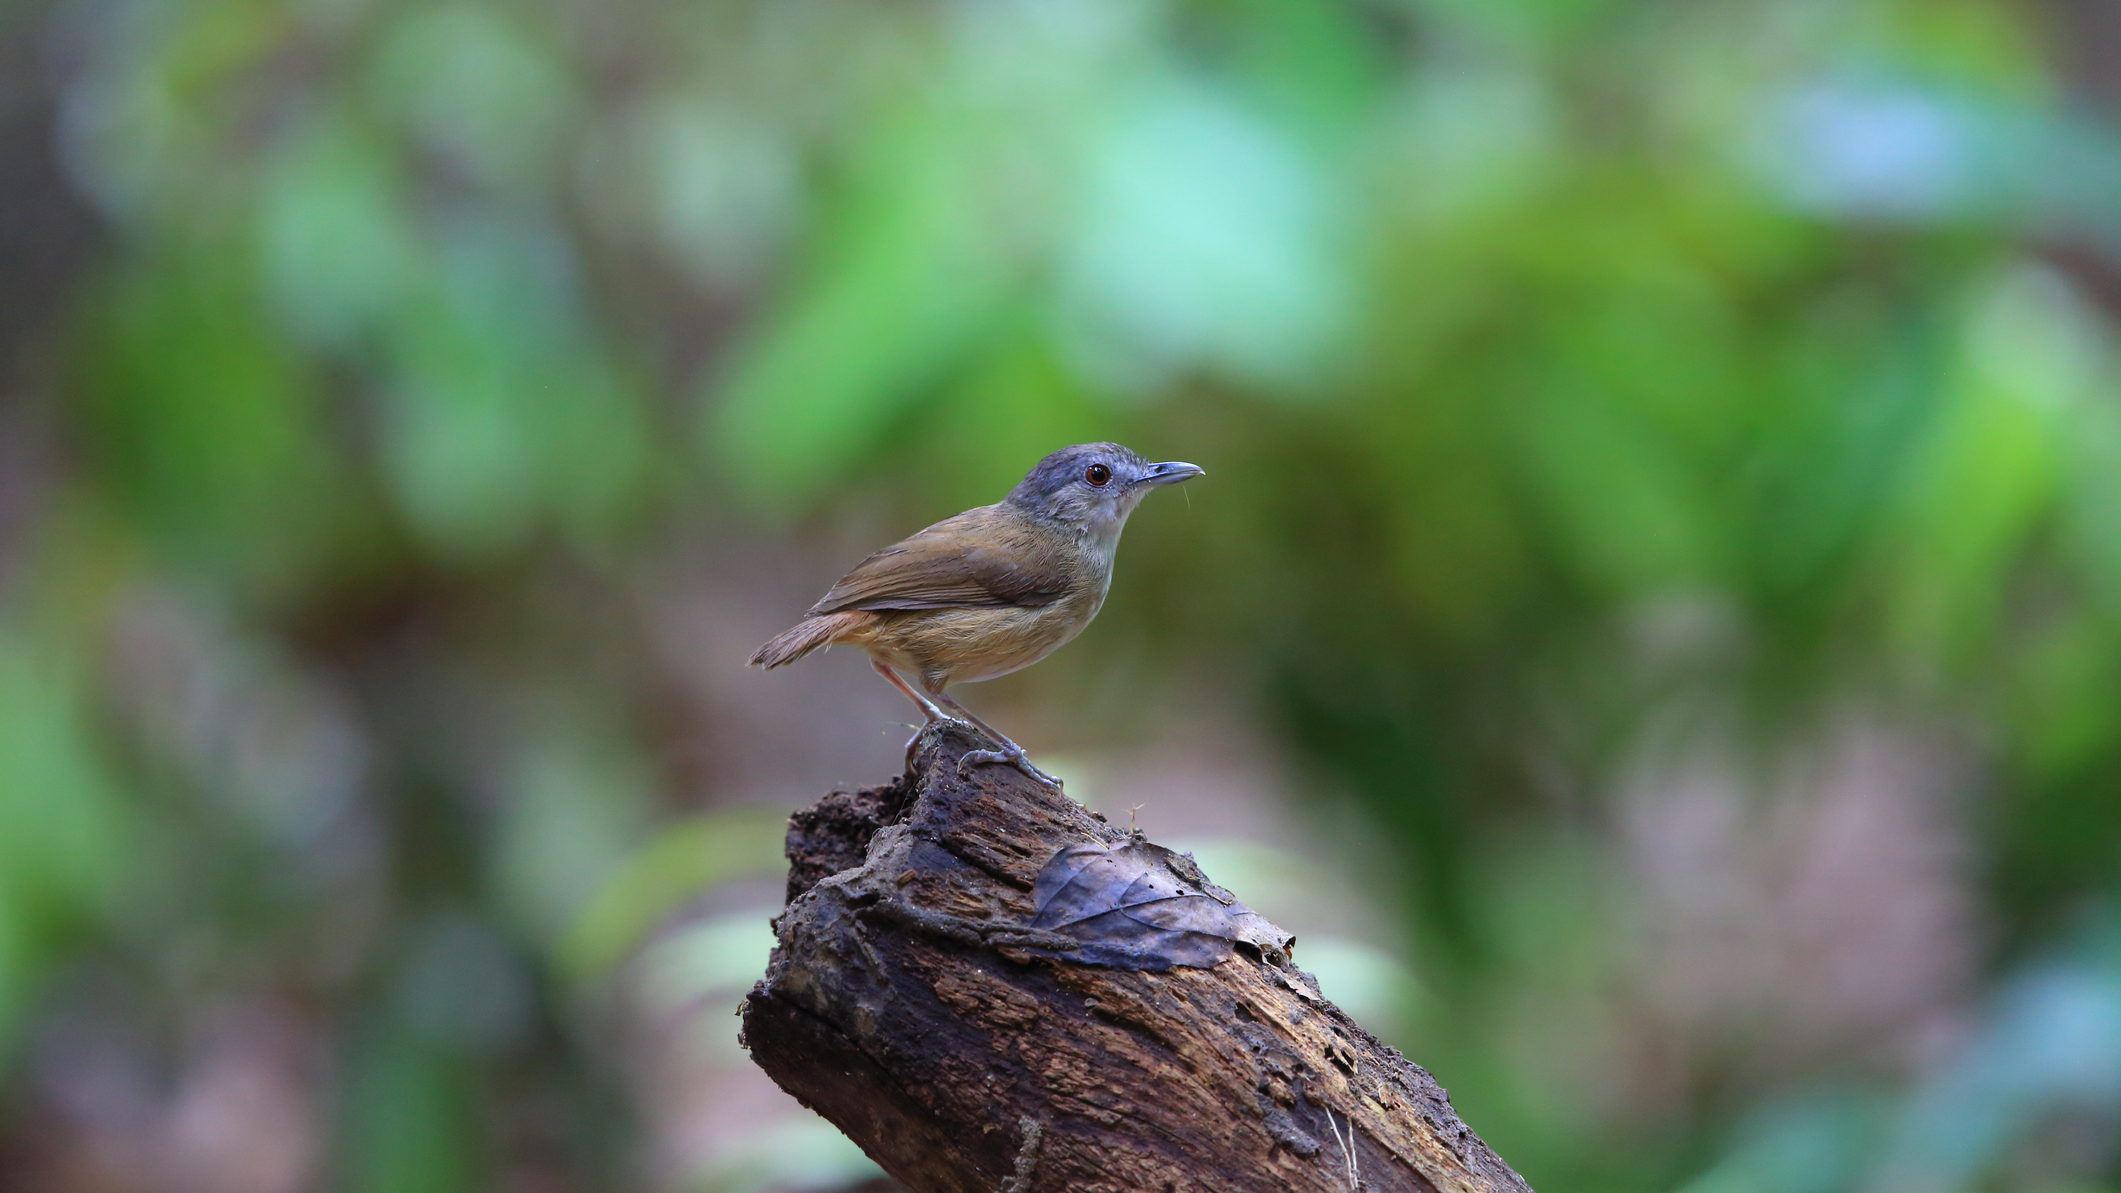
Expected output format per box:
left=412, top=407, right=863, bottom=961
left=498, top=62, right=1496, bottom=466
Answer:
left=6, top=0, right=2121, bottom=1189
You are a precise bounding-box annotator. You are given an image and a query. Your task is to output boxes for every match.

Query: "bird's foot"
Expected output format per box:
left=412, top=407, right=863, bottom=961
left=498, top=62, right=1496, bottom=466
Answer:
left=905, top=717, right=982, bottom=770
left=957, top=742, right=1062, bottom=789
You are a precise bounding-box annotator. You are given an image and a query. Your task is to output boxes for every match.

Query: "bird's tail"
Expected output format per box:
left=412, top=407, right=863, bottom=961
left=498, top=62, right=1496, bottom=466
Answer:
left=748, top=611, right=866, bottom=669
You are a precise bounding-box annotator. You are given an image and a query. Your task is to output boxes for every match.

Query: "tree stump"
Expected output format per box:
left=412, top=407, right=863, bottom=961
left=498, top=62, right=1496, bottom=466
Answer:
left=740, top=722, right=1535, bottom=1193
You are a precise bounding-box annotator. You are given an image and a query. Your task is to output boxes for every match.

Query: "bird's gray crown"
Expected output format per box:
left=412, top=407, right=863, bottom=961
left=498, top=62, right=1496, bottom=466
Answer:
left=1001, top=443, right=1203, bottom=536
left=1005, top=443, right=1150, bottom=512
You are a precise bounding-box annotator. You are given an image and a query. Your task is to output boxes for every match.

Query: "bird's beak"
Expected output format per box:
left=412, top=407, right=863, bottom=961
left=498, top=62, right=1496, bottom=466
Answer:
left=1138, top=461, right=1205, bottom=487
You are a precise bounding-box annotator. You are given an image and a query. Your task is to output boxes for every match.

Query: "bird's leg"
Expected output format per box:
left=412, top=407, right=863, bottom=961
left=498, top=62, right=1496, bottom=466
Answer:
left=936, top=692, right=1062, bottom=789
left=933, top=693, right=1010, bottom=747
left=871, top=661, right=977, bottom=768
left=872, top=659, right=953, bottom=722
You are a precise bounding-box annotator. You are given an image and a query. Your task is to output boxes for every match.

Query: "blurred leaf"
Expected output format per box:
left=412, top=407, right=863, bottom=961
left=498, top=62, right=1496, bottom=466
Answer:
left=1676, top=1092, right=1883, bottom=1193
left=342, top=1020, right=480, bottom=1193
left=379, top=215, right=652, bottom=559
left=697, top=1116, right=883, bottom=1193
left=74, top=247, right=345, bottom=588
left=640, top=913, right=776, bottom=1008
left=706, top=101, right=1019, bottom=508
left=258, top=109, right=421, bottom=350
left=0, top=635, right=126, bottom=1065
left=1291, top=935, right=1425, bottom=1033
left=560, top=805, right=790, bottom=981
left=1514, top=381, right=1720, bottom=598
left=637, top=912, right=778, bottom=1061
left=1881, top=268, right=2075, bottom=672
left=0, top=635, right=128, bottom=1052
left=1057, top=75, right=1353, bottom=394
left=492, top=719, right=653, bottom=948
left=366, top=4, right=577, bottom=197
left=1410, top=0, right=1618, bottom=47
left=628, top=97, right=803, bottom=290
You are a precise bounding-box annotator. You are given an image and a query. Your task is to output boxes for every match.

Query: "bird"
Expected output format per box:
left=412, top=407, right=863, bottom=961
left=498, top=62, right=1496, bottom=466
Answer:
left=749, top=443, right=1204, bottom=787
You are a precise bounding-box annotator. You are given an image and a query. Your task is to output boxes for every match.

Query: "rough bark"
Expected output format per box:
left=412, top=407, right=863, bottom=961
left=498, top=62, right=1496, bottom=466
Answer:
left=741, top=722, right=1535, bottom=1193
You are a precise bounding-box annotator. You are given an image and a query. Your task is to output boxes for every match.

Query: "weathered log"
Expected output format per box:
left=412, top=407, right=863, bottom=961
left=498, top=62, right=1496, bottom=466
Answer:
left=740, top=722, right=1534, bottom=1193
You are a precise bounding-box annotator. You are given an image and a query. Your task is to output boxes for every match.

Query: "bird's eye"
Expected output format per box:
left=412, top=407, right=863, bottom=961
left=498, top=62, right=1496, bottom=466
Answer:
left=1085, top=463, right=1112, bottom=487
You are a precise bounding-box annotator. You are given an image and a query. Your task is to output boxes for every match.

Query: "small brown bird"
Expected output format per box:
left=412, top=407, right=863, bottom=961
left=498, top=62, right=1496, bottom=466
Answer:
left=749, top=443, right=1204, bottom=786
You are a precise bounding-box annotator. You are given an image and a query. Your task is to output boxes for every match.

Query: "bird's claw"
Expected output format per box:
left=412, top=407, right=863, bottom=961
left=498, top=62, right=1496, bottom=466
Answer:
left=957, top=746, right=1063, bottom=789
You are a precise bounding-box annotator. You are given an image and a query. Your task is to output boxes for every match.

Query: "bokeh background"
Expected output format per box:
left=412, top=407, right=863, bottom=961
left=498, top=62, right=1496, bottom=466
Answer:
left=5, top=0, right=2121, bottom=1189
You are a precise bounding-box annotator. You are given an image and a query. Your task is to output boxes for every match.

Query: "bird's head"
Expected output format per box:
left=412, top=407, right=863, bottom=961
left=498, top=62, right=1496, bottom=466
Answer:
left=1004, top=443, right=1203, bottom=537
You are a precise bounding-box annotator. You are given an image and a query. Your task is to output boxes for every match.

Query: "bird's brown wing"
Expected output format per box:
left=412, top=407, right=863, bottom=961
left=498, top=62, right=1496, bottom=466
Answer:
left=806, top=505, right=1070, bottom=614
